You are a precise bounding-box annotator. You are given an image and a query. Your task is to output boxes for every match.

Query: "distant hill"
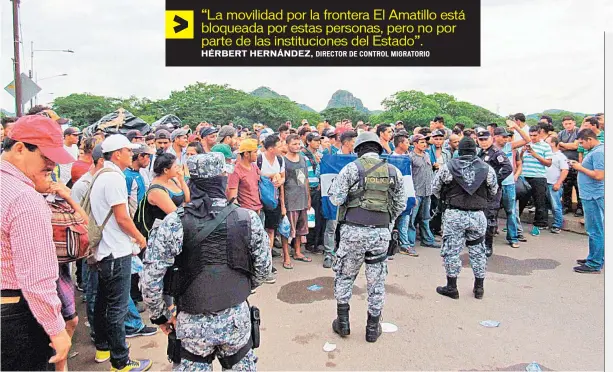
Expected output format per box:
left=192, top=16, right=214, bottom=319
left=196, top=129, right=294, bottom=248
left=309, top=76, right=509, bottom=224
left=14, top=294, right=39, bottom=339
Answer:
left=527, top=109, right=588, bottom=120
left=250, top=87, right=317, bottom=112
left=325, top=90, right=369, bottom=114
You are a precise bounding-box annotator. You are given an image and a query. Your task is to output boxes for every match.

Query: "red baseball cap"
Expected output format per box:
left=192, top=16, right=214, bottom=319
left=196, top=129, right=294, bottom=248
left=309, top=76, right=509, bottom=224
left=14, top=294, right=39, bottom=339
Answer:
left=9, top=115, right=76, bottom=164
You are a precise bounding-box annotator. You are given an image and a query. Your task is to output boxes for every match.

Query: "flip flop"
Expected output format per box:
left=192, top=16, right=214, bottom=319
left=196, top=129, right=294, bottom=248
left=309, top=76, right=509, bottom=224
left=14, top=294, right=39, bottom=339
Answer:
left=283, top=262, right=293, bottom=270
left=293, top=255, right=312, bottom=263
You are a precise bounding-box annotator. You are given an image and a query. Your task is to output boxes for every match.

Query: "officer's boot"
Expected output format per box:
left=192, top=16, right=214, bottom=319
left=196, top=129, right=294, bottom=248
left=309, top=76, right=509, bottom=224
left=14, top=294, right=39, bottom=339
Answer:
left=365, top=313, right=382, bottom=343
left=436, top=276, right=459, bottom=299
left=332, top=303, right=350, bottom=337
left=473, top=277, right=485, bottom=299
left=485, top=226, right=495, bottom=257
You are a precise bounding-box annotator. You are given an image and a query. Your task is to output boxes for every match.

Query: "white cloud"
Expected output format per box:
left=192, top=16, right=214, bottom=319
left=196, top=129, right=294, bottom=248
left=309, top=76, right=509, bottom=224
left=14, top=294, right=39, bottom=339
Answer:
left=1, top=0, right=611, bottom=116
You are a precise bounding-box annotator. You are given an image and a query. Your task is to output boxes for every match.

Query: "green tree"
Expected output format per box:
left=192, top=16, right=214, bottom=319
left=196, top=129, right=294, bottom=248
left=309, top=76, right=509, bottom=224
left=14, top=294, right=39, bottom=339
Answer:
left=52, top=93, right=119, bottom=128
left=320, top=107, right=369, bottom=124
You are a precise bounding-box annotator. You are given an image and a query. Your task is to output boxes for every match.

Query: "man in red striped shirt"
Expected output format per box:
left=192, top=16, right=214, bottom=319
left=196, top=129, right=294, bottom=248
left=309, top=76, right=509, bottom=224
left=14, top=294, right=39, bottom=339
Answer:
left=1, top=115, right=76, bottom=370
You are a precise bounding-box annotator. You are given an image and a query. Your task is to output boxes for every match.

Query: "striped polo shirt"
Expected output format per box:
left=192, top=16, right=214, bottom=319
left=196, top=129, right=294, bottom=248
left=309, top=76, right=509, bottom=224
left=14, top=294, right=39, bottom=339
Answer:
left=521, top=140, right=552, bottom=178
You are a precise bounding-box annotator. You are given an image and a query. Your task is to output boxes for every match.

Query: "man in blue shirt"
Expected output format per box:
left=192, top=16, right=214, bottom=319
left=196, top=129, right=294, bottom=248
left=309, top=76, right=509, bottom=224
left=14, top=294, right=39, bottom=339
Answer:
left=570, top=129, right=604, bottom=273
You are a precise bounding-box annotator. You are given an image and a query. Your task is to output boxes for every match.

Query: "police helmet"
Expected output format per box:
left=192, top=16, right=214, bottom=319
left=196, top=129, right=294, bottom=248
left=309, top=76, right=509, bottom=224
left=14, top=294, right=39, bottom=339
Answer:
left=353, top=132, right=383, bottom=153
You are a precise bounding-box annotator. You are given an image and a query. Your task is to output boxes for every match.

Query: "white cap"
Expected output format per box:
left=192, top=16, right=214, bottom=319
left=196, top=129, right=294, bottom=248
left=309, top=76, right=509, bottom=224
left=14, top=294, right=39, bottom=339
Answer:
left=101, top=134, right=141, bottom=153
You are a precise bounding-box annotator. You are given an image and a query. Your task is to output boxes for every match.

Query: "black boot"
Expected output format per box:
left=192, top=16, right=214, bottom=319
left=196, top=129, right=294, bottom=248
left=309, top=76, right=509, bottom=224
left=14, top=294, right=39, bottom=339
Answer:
left=332, top=303, right=350, bottom=337
left=365, top=313, right=382, bottom=343
left=485, top=244, right=493, bottom=258
left=473, top=277, right=484, bottom=299
left=436, top=276, right=459, bottom=299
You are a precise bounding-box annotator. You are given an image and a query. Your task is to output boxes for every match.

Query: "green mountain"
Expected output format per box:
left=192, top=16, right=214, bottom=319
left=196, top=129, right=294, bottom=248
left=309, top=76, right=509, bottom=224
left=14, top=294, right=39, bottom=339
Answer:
left=527, top=109, right=588, bottom=120
left=250, top=87, right=317, bottom=112
left=325, top=90, right=369, bottom=113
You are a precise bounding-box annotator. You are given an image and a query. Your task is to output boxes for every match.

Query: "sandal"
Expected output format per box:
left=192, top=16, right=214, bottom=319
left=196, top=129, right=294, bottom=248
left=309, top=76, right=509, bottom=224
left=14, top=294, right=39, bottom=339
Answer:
left=293, top=255, right=312, bottom=263
left=283, top=262, right=294, bottom=270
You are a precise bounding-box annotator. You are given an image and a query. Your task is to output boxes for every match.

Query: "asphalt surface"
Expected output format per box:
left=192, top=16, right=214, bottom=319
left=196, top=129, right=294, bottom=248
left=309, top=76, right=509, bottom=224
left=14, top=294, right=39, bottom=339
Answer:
left=68, top=227, right=603, bottom=371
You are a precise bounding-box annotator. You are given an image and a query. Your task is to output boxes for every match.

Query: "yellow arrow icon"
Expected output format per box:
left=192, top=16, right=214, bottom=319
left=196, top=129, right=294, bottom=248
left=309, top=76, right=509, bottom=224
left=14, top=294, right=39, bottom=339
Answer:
left=165, top=10, right=194, bottom=39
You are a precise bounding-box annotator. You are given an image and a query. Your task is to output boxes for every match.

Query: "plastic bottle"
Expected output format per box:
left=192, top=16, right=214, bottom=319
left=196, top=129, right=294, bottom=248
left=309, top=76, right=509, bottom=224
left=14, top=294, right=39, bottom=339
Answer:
left=307, top=207, right=316, bottom=228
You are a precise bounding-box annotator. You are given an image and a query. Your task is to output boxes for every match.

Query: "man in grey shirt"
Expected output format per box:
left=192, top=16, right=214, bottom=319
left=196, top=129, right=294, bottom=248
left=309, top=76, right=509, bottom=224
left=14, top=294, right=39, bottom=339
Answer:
left=557, top=116, right=581, bottom=214
left=403, top=134, right=439, bottom=255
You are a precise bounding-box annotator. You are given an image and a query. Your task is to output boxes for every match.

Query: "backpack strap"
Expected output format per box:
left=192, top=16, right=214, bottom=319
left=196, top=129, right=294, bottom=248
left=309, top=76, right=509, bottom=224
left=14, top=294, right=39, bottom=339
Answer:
left=276, top=155, right=284, bottom=170
left=256, top=154, right=263, bottom=170
left=81, top=168, right=121, bottom=228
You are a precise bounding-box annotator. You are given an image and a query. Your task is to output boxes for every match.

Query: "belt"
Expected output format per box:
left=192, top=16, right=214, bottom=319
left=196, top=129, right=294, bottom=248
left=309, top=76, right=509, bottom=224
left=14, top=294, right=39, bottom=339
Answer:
left=1, top=289, right=22, bottom=304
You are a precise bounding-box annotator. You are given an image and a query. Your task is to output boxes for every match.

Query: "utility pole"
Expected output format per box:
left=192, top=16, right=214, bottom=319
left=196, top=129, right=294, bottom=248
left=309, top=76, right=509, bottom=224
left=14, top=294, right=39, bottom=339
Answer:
left=12, top=0, right=23, bottom=117
left=30, top=41, right=34, bottom=110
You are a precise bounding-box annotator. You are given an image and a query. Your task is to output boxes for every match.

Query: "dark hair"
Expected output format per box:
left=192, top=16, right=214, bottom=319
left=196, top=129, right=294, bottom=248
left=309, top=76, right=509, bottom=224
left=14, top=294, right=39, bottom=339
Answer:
left=463, top=129, right=475, bottom=137
left=452, top=127, right=462, bottom=135
left=454, top=123, right=466, bottom=131
left=595, top=113, right=604, bottom=117
left=585, top=117, right=599, bottom=128
left=82, top=137, right=97, bottom=155
left=103, top=151, right=114, bottom=161
left=540, top=115, right=553, bottom=124
left=153, top=153, right=177, bottom=176
left=578, top=128, right=598, bottom=140
left=289, top=128, right=297, bottom=134
left=549, top=136, right=560, bottom=146
left=340, top=130, right=357, bottom=145
left=1, top=116, right=17, bottom=126
left=418, top=127, right=431, bottom=136
left=187, top=141, right=204, bottom=154
left=264, top=134, right=280, bottom=150
left=393, top=132, right=409, bottom=147
left=131, top=152, right=150, bottom=162
left=528, top=125, right=540, bottom=133
left=356, top=123, right=368, bottom=131
left=562, top=116, right=575, bottom=122
left=538, top=122, right=554, bottom=134
left=278, top=124, right=289, bottom=133
left=487, top=123, right=498, bottom=128
left=514, top=113, right=526, bottom=123
left=298, top=127, right=310, bottom=137
left=376, top=124, right=391, bottom=137
left=356, top=142, right=382, bottom=158
left=286, top=134, right=300, bottom=145
left=26, top=105, right=50, bottom=116
left=434, top=116, right=445, bottom=123
left=3, top=138, right=38, bottom=152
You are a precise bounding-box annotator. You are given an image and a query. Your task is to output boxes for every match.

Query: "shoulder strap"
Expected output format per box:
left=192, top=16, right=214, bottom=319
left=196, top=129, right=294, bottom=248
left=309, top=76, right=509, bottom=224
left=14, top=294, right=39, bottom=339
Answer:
left=276, top=155, right=283, bottom=169
left=349, top=158, right=388, bottom=191
left=81, top=168, right=119, bottom=227
left=186, top=203, right=239, bottom=248
left=256, top=154, right=263, bottom=170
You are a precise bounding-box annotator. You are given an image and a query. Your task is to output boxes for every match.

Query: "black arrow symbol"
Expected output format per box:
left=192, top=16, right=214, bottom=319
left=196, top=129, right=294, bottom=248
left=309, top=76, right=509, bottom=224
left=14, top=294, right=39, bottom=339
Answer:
left=173, top=15, right=188, bottom=33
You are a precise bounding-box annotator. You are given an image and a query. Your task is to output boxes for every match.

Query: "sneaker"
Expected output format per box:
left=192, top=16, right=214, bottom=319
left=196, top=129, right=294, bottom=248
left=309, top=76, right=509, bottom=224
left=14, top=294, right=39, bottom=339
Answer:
left=250, top=288, right=257, bottom=294
left=576, top=259, right=587, bottom=264
left=111, top=359, right=153, bottom=372
left=517, top=234, right=527, bottom=242
left=550, top=227, right=561, bottom=234
left=135, top=302, right=146, bottom=313
left=527, top=206, right=536, bottom=213
left=263, top=274, right=276, bottom=284
left=574, top=208, right=584, bottom=217
left=407, top=247, right=419, bottom=257
left=420, top=241, right=441, bottom=248
left=530, top=226, right=540, bottom=236
left=323, top=255, right=333, bottom=268
left=272, top=266, right=278, bottom=274
left=95, top=350, right=110, bottom=363
left=126, top=326, right=158, bottom=338
left=502, top=227, right=508, bottom=232
left=510, top=242, right=520, bottom=249
left=573, top=264, right=600, bottom=274
left=76, top=284, right=84, bottom=292
left=271, top=249, right=281, bottom=257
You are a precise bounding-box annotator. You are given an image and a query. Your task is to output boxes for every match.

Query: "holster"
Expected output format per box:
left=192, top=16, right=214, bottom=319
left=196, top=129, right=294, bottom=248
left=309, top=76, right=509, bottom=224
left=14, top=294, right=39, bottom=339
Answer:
left=167, top=331, right=182, bottom=364
left=334, top=221, right=344, bottom=252
left=388, top=228, right=400, bottom=257
left=163, top=264, right=181, bottom=297
left=250, top=305, right=260, bottom=349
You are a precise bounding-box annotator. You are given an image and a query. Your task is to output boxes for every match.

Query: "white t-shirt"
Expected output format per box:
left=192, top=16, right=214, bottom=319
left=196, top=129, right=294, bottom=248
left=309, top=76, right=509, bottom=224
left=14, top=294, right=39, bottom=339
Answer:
left=513, top=124, right=531, bottom=142
left=58, top=144, right=79, bottom=184
left=260, top=154, right=285, bottom=177
left=139, top=168, right=151, bottom=189
left=546, top=151, right=569, bottom=185
left=70, top=171, right=93, bottom=204
left=90, top=161, right=133, bottom=261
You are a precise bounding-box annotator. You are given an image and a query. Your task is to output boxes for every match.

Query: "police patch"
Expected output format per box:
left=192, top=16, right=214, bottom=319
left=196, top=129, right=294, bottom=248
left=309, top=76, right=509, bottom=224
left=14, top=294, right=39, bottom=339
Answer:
left=497, top=155, right=505, bottom=163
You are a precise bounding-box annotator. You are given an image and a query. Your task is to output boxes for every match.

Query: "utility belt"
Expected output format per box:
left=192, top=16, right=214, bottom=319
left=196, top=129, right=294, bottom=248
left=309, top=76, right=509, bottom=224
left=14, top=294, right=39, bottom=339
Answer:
left=167, top=304, right=260, bottom=367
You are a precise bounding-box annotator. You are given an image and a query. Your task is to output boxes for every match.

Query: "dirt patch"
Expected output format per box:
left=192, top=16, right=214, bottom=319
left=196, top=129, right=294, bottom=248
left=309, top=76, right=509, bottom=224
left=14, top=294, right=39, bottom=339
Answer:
left=385, top=283, right=424, bottom=300
left=291, top=333, right=318, bottom=345
left=326, top=361, right=337, bottom=368
left=461, top=254, right=560, bottom=276
left=140, top=340, right=158, bottom=349
left=277, top=277, right=364, bottom=304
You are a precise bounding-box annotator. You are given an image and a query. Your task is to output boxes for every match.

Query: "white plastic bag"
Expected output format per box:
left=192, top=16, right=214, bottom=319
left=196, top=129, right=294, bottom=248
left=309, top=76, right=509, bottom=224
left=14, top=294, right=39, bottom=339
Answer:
left=278, top=215, right=291, bottom=239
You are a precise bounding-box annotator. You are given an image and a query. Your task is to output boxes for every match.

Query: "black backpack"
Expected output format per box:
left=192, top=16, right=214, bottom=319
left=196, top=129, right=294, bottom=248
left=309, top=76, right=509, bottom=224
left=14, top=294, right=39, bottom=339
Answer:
left=133, top=184, right=168, bottom=240
left=256, top=153, right=284, bottom=171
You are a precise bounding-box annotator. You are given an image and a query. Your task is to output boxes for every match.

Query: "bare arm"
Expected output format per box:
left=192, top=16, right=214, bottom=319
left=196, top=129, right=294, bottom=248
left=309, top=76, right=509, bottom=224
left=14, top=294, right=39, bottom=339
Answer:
left=148, top=189, right=178, bottom=214
left=176, top=177, right=191, bottom=203
left=227, top=188, right=238, bottom=203
left=279, top=185, right=286, bottom=216
left=113, top=203, right=146, bottom=245
left=559, top=140, right=579, bottom=150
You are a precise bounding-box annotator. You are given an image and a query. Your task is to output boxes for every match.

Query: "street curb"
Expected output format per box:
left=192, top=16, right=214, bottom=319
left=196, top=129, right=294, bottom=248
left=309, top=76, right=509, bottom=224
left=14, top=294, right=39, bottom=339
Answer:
left=498, top=210, right=586, bottom=235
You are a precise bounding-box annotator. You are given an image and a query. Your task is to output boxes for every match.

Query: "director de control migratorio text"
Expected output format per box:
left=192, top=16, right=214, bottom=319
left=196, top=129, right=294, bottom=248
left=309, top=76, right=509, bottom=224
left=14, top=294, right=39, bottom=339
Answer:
left=201, top=49, right=431, bottom=58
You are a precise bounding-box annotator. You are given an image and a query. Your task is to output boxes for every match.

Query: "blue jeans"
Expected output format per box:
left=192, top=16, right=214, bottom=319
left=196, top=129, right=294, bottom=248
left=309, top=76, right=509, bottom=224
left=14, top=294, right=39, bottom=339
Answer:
left=501, top=184, right=519, bottom=244
left=94, top=255, right=132, bottom=369
left=547, top=184, right=564, bottom=229
left=84, top=261, right=144, bottom=339
left=397, top=213, right=411, bottom=248
left=407, top=195, right=436, bottom=246
left=582, top=197, right=604, bottom=270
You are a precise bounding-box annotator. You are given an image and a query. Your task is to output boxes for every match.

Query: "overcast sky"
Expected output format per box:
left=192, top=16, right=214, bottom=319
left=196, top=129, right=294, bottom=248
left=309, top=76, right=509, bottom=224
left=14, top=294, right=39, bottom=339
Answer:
left=1, top=0, right=611, bottom=116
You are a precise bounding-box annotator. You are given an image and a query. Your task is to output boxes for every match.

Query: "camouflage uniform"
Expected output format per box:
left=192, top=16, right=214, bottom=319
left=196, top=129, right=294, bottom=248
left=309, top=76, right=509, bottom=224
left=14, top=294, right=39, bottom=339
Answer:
left=141, top=153, right=271, bottom=371
left=432, top=163, right=498, bottom=278
left=328, top=152, right=407, bottom=316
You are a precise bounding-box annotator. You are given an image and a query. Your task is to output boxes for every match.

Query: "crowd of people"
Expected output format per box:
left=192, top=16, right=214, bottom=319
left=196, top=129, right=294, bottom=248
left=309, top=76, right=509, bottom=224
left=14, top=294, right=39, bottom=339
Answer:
left=0, top=106, right=604, bottom=371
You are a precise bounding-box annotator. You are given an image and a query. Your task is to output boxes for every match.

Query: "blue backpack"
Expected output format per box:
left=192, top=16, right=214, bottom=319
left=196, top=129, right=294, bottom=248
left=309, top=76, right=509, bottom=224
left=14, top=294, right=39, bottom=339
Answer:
left=256, top=154, right=283, bottom=211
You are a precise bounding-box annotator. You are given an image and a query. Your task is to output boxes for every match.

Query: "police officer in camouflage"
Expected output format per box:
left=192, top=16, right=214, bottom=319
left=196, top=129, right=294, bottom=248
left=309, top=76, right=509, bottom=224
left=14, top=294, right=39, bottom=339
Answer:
left=432, top=137, right=498, bottom=300
left=476, top=128, right=513, bottom=257
left=141, top=152, right=272, bottom=371
left=328, top=132, right=407, bottom=343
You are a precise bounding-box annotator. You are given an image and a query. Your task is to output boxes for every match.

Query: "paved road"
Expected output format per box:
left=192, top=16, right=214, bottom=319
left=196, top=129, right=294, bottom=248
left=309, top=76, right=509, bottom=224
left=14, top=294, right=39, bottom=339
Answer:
left=68, top=228, right=603, bottom=371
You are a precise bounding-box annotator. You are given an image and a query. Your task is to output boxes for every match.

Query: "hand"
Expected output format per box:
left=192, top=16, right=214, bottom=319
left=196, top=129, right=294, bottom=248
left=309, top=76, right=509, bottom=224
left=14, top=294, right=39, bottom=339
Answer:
left=272, top=178, right=282, bottom=188
left=506, top=119, right=518, bottom=130
left=48, top=181, right=71, bottom=200
left=307, top=201, right=312, bottom=210
left=568, top=160, right=580, bottom=170
left=281, top=205, right=287, bottom=216
left=159, top=315, right=177, bottom=335
left=135, top=234, right=147, bottom=249
left=553, top=183, right=561, bottom=191
left=48, top=329, right=71, bottom=364
left=177, top=167, right=185, bottom=179
left=433, top=163, right=440, bottom=169
left=514, top=174, right=519, bottom=182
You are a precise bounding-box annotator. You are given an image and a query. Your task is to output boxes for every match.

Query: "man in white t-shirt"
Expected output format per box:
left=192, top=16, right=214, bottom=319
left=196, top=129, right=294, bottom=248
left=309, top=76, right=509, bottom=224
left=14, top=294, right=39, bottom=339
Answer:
left=546, top=137, right=569, bottom=233
left=511, top=113, right=531, bottom=143
left=89, top=135, right=151, bottom=371
left=58, top=127, right=81, bottom=185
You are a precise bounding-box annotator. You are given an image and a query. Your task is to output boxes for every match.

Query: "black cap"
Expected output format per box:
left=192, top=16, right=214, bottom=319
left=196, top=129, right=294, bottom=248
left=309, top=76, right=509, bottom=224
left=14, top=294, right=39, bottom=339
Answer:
left=306, top=132, right=321, bottom=142
left=458, top=137, right=477, bottom=155
left=493, top=127, right=512, bottom=137
left=200, top=127, right=219, bottom=137
left=431, top=129, right=445, bottom=137
left=476, top=128, right=491, bottom=138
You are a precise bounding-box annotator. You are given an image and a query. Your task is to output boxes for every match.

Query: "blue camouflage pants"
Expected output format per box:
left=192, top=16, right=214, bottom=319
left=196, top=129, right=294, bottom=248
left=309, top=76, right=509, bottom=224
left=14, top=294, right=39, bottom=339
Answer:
left=175, top=302, right=256, bottom=371
left=333, top=224, right=389, bottom=317
left=440, top=209, right=487, bottom=278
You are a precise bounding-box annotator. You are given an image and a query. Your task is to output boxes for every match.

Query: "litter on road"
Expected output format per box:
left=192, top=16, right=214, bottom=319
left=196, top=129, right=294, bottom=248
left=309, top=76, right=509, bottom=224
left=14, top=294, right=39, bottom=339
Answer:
left=479, top=320, right=501, bottom=328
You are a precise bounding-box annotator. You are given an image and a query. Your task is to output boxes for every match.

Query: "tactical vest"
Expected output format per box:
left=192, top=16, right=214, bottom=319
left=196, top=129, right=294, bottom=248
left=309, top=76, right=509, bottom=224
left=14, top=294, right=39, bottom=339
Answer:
left=174, top=206, right=254, bottom=314
left=340, top=157, right=395, bottom=227
left=445, top=174, right=489, bottom=211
